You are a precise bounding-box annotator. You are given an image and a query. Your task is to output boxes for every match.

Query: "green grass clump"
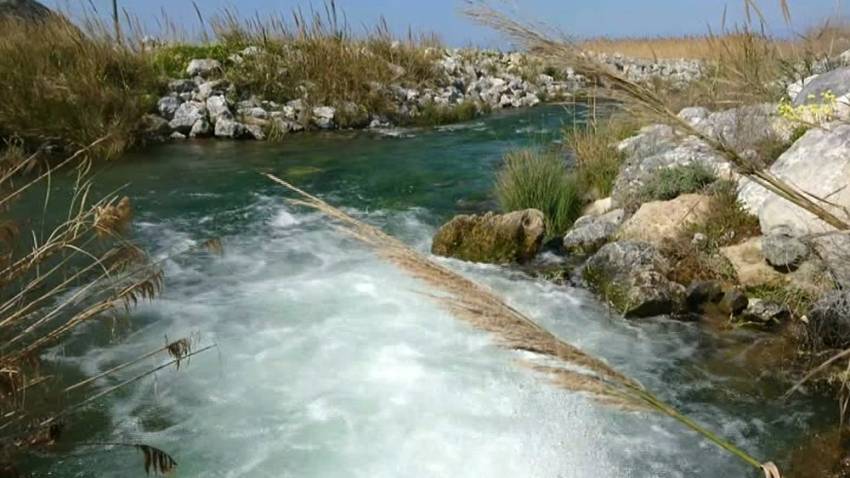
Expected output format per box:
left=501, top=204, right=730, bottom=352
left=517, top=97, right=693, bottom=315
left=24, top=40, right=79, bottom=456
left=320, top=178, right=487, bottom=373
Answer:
left=495, top=148, right=583, bottom=237
left=637, top=162, right=717, bottom=203
left=411, top=101, right=483, bottom=126
left=151, top=43, right=238, bottom=78
left=566, top=115, right=638, bottom=201
left=0, top=16, right=159, bottom=157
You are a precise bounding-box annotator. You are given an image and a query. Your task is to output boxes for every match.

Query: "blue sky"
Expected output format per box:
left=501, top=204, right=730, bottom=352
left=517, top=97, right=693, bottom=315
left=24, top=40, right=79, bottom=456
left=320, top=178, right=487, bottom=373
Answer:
left=51, top=0, right=848, bottom=46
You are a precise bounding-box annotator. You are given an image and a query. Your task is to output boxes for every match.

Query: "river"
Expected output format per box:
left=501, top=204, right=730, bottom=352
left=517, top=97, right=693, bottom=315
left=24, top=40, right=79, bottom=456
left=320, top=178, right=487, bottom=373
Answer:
left=33, top=106, right=830, bottom=477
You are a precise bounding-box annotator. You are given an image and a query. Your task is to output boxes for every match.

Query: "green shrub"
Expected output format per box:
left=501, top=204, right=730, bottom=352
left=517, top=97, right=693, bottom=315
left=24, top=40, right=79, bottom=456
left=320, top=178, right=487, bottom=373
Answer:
left=688, top=180, right=761, bottom=248
left=495, top=148, right=583, bottom=237
left=637, top=163, right=717, bottom=203
left=566, top=115, right=638, bottom=201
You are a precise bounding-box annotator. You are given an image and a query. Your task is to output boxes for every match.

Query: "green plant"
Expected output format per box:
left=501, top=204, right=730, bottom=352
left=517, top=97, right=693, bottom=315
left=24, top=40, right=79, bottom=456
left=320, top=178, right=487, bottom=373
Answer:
left=566, top=115, right=637, bottom=201
left=495, top=148, right=583, bottom=237
left=636, top=163, right=717, bottom=203
left=689, top=180, right=761, bottom=248
left=411, top=101, right=483, bottom=126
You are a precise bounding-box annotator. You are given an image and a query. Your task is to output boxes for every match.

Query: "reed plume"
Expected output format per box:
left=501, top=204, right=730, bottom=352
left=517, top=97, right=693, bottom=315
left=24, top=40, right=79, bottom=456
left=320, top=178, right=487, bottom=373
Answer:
left=264, top=172, right=781, bottom=477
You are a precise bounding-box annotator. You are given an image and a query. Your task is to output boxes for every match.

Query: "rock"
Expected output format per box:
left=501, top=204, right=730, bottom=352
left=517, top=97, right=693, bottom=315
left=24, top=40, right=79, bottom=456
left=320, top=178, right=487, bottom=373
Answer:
left=721, top=237, right=787, bottom=287
left=562, top=208, right=625, bottom=255
left=793, top=67, right=850, bottom=106
left=245, top=124, right=265, bottom=140
left=809, top=232, right=850, bottom=289
left=213, top=118, right=247, bottom=139
left=618, top=194, right=712, bottom=246
left=168, top=79, right=196, bottom=94
left=186, top=58, right=222, bottom=78
left=762, top=232, right=809, bottom=270
left=169, top=132, right=186, bottom=140
left=582, top=197, right=613, bottom=217
left=189, top=118, right=210, bottom=138
left=583, top=241, right=685, bottom=318
left=697, top=103, right=792, bottom=149
left=0, top=0, right=52, bottom=21
left=787, top=74, right=819, bottom=102
left=738, top=124, right=850, bottom=236
left=737, top=299, right=790, bottom=326
left=206, top=95, right=231, bottom=123
left=311, top=106, right=336, bottom=129
left=804, top=291, right=850, bottom=350
left=141, top=114, right=170, bottom=139
left=168, top=101, right=206, bottom=134
left=685, top=281, right=724, bottom=312
left=678, top=106, right=711, bottom=125
left=157, top=96, right=182, bottom=120
left=720, top=289, right=749, bottom=315
left=431, top=209, right=546, bottom=264
left=196, top=80, right=225, bottom=101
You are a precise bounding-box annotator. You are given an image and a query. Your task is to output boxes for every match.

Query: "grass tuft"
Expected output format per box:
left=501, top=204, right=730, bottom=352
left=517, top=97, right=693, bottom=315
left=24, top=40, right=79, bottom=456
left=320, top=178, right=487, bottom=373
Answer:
left=636, top=162, right=717, bottom=203
left=495, top=148, right=583, bottom=237
left=566, top=115, right=638, bottom=202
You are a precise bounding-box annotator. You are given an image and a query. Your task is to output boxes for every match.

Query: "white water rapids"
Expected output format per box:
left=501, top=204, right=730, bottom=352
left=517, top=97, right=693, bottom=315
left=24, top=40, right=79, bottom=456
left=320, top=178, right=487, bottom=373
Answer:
left=43, top=193, right=794, bottom=478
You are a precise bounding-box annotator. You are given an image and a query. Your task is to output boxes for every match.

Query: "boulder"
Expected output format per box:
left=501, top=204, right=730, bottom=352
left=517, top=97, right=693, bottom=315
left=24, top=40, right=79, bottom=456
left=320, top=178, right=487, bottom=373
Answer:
left=157, top=96, right=182, bottom=120
left=431, top=209, right=546, bottom=264
left=804, top=291, right=850, bottom=351
left=214, top=118, right=247, bottom=139
left=582, top=197, right=613, bottom=217
left=206, top=95, right=232, bottom=123
left=787, top=74, right=819, bottom=102
left=562, top=208, right=625, bottom=255
left=738, top=124, right=850, bottom=236
left=618, top=194, right=712, bottom=246
left=583, top=241, right=685, bottom=318
left=168, top=79, right=196, bottom=94
left=196, top=80, right=225, bottom=101
left=168, top=101, right=206, bottom=134
left=140, top=114, right=170, bottom=139
left=720, top=288, right=749, bottom=316
left=189, top=118, right=210, bottom=138
left=245, top=124, right=265, bottom=141
left=186, top=59, right=222, bottom=78
left=696, top=103, right=793, bottom=149
left=793, top=67, right=850, bottom=106
left=721, top=237, right=788, bottom=287
left=762, top=232, right=809, bottom=270
left=678, top=106, right=711, bottom=126
left=311, top=106, right=336, bottom=129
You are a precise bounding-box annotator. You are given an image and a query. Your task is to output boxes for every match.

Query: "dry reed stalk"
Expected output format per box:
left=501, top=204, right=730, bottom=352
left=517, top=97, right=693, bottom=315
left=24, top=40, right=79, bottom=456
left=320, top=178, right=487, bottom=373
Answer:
left=265, top=172, right=781, bottom=477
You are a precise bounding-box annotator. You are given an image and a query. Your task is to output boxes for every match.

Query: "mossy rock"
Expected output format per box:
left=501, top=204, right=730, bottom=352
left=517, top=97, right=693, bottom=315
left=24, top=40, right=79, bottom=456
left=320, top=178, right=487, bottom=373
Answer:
left=431, top=209, right=545, bottom=264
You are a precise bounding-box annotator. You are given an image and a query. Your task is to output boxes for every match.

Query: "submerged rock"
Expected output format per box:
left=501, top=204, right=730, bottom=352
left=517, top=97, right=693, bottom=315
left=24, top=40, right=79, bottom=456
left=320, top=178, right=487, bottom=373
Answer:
left=583, top=241, right=685, bottom=318
left=562, top=208, right=624, bottom=255
left=431, top=209, right=546, bottom=264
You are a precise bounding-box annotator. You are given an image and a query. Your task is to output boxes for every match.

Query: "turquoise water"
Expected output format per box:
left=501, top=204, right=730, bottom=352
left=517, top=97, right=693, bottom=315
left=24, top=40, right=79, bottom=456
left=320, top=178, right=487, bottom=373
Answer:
left=35, top=106, right=829, bottom=477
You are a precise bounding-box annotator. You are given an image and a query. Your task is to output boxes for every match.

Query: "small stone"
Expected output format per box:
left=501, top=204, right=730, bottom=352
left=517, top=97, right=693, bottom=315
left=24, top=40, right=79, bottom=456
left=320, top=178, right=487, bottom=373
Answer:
left=186, top=58, right=222, bottom=78
left=245, top=124, right=265, bottom=140
left=169, top=132, right=186, bottom=140
left=737, top=299, right=790, bottom=326
left=720, top=289, right=749, bottom=315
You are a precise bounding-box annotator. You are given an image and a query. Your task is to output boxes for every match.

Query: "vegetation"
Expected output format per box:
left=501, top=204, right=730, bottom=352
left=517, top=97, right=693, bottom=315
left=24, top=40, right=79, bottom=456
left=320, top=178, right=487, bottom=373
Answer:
left=495, top=148, right=583, bottom=237
left=0, top=16, right=158, bottom=158
left=566, top=115, right=637, bottom=201
left=412, top=101, right=484, bottom=126
left=635, top=162, right=716, bottom=203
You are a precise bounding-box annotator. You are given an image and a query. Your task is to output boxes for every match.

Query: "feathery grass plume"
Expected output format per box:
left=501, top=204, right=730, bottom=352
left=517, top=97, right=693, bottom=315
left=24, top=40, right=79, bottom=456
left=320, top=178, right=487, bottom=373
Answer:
left=264, top=172, right=780, bottom=477
left=463, top=1, right=848, bottom=233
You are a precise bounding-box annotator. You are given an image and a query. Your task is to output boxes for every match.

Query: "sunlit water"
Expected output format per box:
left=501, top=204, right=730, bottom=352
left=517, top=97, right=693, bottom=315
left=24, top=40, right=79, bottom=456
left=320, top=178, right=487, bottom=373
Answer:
left=33, top=107, right=829, bottom=477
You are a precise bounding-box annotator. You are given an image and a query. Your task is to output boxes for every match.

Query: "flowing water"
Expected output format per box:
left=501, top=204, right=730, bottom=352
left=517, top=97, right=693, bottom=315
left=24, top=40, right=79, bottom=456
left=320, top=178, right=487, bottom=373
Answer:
left=33, top=106, right=831, bottom=477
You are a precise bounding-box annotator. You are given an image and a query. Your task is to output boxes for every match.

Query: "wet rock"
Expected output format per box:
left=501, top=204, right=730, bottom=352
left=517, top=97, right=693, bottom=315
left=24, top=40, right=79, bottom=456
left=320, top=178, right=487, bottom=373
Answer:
left=685, top=281, right=724, bottom=312
left=169, top=131, right=186, bottom=140
left=618, top=194, right=712, bottom=246
left=245, top=124, right=265, bottom=141
left=804, top=291, right=850, bottom=350
left=583, top=241, right=685, bottom=318
left=720, top=289, right=749, bottom=316
left=186, top=58, right=222, bottom=78
left=157, top=96, right=183, bottom=120
left=189, top=118, right=210, bottom=138
left=562, top=208, right=625, bottom=255
left=141, top=114, right=170, bottom=139
left=168, top=101, right=207, bottom=134
left=736, top=299, right=790, bottom=326
left=431, top=209, right=546, bottom=264
left=762, top=232, right=809, bottom=270
left=206, top=95, right=232, bottom=124
left=738, top=124, right=850, bottom=236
